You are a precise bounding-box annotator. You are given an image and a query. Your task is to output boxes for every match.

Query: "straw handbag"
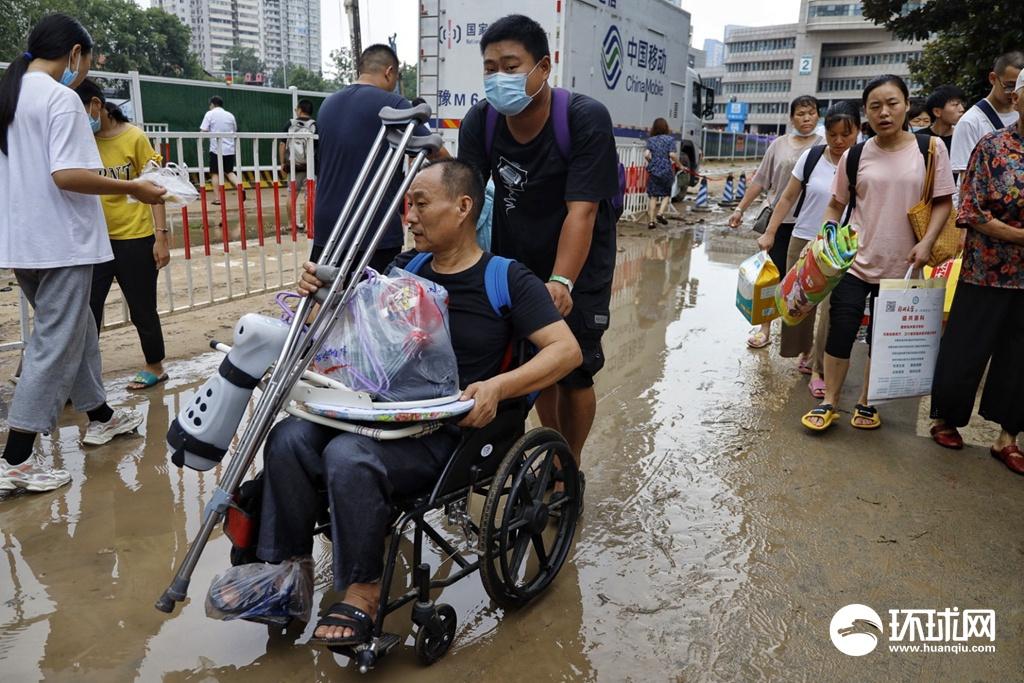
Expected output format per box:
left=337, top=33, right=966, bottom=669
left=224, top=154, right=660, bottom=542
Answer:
left=907, top=135, right=962, bottom=267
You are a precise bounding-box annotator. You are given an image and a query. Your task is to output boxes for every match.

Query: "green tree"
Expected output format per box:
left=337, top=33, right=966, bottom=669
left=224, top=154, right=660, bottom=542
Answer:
left=862, top=0, right=1024, bottom=101
left=400, top=62, right=418, bottom=100
left=327, top=47, right=356, bottom=88
left=221, top=45, right=265, bottom=83
left=0, top=0, right=204, bottom=79
left=269, top=64, right=333, bottom=92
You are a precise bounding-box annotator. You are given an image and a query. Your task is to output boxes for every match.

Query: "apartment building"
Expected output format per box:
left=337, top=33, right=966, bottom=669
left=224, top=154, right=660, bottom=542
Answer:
left=700, top=0, right=926, bottom=133
left=153, top=0, right=321, bottom=79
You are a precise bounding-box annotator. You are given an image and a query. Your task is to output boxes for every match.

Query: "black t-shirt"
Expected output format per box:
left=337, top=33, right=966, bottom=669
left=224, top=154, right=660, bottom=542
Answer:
left=391, top=251, right=562, bottom=387
left=927, top=126, right=953, bottom=154
left=314, top=84, right=430, bottom=251
left=458, top=92, right=619, bottom=295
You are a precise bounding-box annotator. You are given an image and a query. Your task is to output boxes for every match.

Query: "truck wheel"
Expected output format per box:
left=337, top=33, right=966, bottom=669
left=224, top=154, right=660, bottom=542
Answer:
left=673, top=152, right=695, bottom=201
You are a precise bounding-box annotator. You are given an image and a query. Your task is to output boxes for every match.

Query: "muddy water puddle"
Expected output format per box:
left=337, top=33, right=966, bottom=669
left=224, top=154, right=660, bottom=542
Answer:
left=0, top=224, right=865, bottom=681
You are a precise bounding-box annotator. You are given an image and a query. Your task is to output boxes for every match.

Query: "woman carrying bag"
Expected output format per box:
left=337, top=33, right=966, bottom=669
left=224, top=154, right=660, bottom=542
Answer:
left=0, top=15, right=166, bottom=494
left=728, top=95, right=823, bottom=349
left=758, top=102, right=861, bottom=396
left=76, top=79, right=170, bottom=390
left=802, top=75, right=955, bottom=433
left=644, top=117, right=679, bottom=229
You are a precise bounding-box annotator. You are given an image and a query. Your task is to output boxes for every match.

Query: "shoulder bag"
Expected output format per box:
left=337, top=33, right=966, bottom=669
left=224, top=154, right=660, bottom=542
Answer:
left=907, top=135, right=962, bottom=267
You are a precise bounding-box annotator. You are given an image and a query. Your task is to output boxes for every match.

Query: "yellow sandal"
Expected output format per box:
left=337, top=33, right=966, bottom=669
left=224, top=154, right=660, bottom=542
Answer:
left=802, top=404, right=837, bottom=432
left=851, top=404, right=881, bottom=430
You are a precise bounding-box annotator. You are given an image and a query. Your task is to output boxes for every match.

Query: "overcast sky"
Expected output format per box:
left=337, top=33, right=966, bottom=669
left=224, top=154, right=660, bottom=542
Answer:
left=321, top=1, right=802, bottom=66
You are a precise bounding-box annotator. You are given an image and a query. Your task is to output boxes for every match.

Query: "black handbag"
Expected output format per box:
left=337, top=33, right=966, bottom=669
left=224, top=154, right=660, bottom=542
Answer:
left=751, top=203, right=774, bottom=234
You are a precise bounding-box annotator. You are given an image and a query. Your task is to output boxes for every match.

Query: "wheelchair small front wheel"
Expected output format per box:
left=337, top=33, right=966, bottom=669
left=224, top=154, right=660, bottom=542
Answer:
left=414, top=603, right=457, bottom=665
left=480, top=427, right=579, bottom=609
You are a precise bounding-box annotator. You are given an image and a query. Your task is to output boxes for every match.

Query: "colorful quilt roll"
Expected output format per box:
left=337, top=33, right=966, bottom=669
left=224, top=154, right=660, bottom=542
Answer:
left=775, top=222, right=859, bottom=326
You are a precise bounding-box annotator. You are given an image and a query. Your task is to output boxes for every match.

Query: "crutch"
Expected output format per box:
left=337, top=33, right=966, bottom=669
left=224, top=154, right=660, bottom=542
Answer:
left=156, top=104, right=442, bottom=613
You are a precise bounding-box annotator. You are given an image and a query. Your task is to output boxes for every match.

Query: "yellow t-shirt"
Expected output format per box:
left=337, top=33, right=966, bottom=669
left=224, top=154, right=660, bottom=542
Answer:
left=96, top=125, right=162, bottom=240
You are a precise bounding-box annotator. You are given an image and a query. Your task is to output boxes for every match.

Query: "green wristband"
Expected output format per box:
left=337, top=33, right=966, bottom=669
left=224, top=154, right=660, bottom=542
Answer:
left=549, top=275, right=574, bottom=293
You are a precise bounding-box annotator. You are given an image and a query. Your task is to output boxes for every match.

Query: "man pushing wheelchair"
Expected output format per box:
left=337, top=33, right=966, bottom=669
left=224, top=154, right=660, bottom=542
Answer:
left=253, top=159, right=582, bottom=649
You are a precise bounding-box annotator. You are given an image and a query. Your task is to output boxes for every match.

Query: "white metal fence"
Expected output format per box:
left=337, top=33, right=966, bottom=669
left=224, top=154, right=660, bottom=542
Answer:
left=1, top=131, right=319, bottom=353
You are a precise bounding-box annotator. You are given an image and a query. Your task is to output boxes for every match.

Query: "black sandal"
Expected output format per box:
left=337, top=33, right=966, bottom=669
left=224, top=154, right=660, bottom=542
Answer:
left=308, top=602, right=375, bottom=649
left=648, top=221, right=656, bottom=230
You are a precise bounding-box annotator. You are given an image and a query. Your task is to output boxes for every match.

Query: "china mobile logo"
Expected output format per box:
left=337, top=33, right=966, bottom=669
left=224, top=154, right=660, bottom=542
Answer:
left=601, top=25, right=623, bottom=89
left=830, top=604, right=996, bottom=656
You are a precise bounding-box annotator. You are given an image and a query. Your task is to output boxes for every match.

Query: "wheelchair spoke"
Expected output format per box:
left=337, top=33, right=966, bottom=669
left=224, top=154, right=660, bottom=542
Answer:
left=509, top=527, right=532, bottom=579
left=530, top=533, right=549, bottom=570
left=534, top=449, right=556, bottom=497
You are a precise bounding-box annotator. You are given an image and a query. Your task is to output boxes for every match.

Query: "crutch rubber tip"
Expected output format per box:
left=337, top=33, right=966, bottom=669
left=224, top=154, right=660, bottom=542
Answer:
left=209, top=339, right=222, bottom=350
left=155, top=593, right=177, bottom=613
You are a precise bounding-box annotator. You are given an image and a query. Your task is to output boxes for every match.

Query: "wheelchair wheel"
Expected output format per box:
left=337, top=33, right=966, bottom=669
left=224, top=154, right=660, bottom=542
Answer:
left=414, top=603, right=457, bottom=665
left=480, top=428, right=579, bottom=609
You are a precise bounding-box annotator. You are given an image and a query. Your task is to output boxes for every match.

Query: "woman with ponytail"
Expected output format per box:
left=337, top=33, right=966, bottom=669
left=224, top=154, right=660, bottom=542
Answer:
left=77, top=79, right=170, bottom=391
left=0, top=14, right=166, bottom=494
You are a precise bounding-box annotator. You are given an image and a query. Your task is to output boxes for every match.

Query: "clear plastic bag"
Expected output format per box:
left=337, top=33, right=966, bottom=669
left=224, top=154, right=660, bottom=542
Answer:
left=129, top=160, right=200, bottom=208
left=312, top=267, right=459, bottom=402
left=205, top=557, right=313, bottom=625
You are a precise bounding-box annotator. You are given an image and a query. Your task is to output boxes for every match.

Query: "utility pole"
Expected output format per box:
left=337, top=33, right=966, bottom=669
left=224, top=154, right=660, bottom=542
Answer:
left=344, top=0, right=361, bottom=58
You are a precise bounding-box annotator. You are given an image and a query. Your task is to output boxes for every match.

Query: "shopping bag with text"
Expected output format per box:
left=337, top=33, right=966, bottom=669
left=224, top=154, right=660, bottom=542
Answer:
left=867, top=269, right=945, bottom=403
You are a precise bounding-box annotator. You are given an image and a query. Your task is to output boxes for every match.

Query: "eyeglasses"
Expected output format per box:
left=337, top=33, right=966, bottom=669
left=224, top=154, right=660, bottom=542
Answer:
left=999, top=80, right=1018, bottom=92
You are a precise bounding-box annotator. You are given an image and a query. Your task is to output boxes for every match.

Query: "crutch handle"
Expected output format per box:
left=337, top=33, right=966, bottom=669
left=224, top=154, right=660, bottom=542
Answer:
left=312, top=264, right=341, bottom=304
left=386, top=129, right=444, bottom=155
left=379, top=103, right=432, bottom=126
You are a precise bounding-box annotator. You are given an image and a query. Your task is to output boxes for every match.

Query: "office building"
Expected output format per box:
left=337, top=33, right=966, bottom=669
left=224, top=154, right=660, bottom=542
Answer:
left=153, top=0, right=321, bottom=80
left=702, top=39, right=725, bottom=68
left=702, top=0, right=926, bottom=133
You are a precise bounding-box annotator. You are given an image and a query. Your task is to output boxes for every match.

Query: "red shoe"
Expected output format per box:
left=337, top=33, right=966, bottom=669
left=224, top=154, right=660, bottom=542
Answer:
left=990, top=444, right=1024, bottom=476
left=929, top=425, right=963, bottom=450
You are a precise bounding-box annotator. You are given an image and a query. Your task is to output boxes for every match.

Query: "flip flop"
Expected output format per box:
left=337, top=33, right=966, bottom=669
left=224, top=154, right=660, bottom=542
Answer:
left=801, top=404, right=837, bottom=431
left=851, top=404, right=881, bottom=430
left=797, top=357, right=813, bottom=375
left=747, top=331, right=770, bottom=349
left=128, top=370, right=168, bottom=390
left=808, top=377, right=826, bottom=399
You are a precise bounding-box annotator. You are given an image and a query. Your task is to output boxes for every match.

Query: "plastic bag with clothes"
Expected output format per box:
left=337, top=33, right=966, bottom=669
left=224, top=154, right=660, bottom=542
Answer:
left=205, top=557, right=313, bottom=625
left=311, top=267, right=459, bottom=402
left=128, top=160, right=200, bottom=208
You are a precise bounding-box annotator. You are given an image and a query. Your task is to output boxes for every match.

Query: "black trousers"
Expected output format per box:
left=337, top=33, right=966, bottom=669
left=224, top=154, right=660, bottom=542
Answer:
left=826, top=272, right=878, bottom=360
left=256, top=417, right=458, bottom=589
left=930, top=282, right=1024, bottom=434
left=90, top=235, right=165, bottom=365
left=767, top=222, right=794, bottom=276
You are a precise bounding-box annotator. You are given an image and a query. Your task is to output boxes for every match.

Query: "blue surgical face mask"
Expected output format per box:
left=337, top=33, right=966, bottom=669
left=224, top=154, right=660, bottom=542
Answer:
left=60, top=52, right=81, bottom=87
left=89, top=112, right=101, bottom=133
left=483, top=62, right=543, bottom=116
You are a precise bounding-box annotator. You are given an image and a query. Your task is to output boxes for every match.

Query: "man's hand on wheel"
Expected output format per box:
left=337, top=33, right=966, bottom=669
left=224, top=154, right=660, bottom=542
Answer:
left=458, top=379, right=503, bottom=428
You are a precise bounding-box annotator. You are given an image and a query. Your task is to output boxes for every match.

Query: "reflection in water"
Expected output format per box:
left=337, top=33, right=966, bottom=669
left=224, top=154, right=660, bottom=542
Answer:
left=0, top=227, right=774, bottom=681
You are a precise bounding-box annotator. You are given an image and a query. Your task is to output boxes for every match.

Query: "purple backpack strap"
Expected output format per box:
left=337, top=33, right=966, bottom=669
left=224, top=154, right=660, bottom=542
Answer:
left=484, top=104, right=500, bottom=158
left=550, top=87, right=572, bottom=161
left=484, top=88, right=572, bottom=161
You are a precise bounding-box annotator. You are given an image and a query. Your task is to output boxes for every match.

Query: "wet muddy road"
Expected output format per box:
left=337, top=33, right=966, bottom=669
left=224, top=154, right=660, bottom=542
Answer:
left=2, top=218, right=1022, bottom=682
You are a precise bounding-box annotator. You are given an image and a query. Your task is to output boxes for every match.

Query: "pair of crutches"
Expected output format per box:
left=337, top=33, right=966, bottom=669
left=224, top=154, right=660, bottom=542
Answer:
left=155, top=104, right=443, bottom=613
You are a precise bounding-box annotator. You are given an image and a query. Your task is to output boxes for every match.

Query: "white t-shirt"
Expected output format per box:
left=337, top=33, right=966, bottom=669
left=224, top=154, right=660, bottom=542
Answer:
left=790, top=146, right=838, bottom=240
left=200, top=107, right=237, bottom=155
left=0, top=72, right=111, bottom=269
left=949, top=102, right=1018, bottom=172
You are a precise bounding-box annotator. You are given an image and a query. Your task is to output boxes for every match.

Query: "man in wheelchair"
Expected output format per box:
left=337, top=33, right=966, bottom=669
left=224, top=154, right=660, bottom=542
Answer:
left=255, top=159, right=583, bottom=648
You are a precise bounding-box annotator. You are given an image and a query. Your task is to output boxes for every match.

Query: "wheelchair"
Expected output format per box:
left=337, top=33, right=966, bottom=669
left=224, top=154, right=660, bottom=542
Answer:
left=155, top=101, right=580, bottom=672
left=235, top=396, right=581, bottom=672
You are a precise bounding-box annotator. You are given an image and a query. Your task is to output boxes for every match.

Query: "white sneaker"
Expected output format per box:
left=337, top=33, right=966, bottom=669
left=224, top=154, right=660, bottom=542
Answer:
left=0, top=455, right=71, bottom=492
left=83, top=408, right=144, bottom=446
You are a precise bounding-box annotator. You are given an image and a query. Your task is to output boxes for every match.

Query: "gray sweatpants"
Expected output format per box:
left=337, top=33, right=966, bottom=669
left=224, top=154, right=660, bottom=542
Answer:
left=9, top=266, right=106, bottom=433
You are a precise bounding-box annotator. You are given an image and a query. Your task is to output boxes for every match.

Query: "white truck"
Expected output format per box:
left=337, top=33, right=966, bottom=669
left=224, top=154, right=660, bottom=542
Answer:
left=417, top=0, right=716, bottom=189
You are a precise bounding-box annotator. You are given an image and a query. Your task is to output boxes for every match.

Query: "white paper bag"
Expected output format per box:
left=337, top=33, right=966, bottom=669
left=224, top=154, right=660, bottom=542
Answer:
left=867, top=268, right=945, bottom=403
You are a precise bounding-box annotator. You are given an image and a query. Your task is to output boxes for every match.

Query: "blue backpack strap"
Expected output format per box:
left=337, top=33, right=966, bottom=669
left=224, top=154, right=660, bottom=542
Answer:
left=484, top=104, right=500, bottom=159
left=975, top=99, right=1007, bottom=131
left=550, top=88, right=572, bottom=161
left=405, top=251, right=433, bottom=275
left=484, top=255, right=513, bottom=317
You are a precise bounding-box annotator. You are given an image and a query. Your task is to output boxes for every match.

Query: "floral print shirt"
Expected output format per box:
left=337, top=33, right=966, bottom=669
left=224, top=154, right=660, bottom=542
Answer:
left=645, top=134, right=676, bottom=179
left=957, top=128, right=1024, bottom=289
